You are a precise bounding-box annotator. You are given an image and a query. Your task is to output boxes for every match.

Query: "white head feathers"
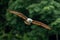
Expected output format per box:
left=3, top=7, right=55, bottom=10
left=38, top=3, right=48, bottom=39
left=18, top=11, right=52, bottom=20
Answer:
left=26, top=18, right=33, bottom=23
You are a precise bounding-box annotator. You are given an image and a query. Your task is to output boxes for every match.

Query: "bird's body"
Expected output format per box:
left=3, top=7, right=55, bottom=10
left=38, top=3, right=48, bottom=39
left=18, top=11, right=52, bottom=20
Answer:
left=8, top=10, right=51, bottom=30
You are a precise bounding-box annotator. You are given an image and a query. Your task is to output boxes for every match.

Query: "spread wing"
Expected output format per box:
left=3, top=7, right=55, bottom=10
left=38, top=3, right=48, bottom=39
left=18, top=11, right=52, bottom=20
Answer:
left=32, top=20, right=51, bottom=30
left=8, top=10, right=51, bottom=30
left=9, top=10, right=27, bottom=20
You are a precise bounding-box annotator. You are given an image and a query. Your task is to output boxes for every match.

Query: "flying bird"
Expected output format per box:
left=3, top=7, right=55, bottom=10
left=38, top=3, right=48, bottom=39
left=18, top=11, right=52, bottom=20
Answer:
left=8, top=10, right=51, bottom=30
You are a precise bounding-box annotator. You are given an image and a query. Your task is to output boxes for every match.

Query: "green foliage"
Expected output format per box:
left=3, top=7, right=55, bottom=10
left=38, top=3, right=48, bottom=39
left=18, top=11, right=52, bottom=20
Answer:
left=0, top=0, right=60, bottom=40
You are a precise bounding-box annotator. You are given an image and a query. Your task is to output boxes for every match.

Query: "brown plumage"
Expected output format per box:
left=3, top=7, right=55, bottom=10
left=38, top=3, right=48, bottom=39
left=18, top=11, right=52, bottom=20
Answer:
left=8, top=10, right=51, bottom=30
left=9, top=10, right=27, bottom=20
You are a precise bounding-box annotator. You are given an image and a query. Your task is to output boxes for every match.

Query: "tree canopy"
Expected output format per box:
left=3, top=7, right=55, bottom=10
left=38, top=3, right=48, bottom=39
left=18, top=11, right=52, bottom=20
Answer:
left=0, top=0, right=60, bottom=40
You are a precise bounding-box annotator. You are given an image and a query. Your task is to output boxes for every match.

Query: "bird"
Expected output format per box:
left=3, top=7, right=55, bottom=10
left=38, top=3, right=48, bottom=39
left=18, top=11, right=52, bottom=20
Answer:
left=8, top=10, right=51, bottom=30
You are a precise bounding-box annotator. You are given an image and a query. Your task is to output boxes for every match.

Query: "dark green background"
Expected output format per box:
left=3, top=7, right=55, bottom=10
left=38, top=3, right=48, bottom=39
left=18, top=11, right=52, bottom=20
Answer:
left=0, top=0, right=60, bottom=40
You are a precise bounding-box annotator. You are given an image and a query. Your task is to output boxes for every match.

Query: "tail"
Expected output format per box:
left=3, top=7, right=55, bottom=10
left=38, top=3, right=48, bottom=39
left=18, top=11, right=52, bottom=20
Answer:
left=24, top=21, right=31, bottom=25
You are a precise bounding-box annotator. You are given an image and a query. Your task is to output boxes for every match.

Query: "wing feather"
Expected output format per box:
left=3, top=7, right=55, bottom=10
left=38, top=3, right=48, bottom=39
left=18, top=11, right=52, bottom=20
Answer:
left=32, top=20, right=51, bottom=30
left=9, top=10, right=27, bottom=20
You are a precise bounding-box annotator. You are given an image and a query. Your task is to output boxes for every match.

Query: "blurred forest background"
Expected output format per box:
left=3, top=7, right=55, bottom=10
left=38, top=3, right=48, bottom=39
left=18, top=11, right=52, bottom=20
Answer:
left=0, top=0, right=60, bottom=40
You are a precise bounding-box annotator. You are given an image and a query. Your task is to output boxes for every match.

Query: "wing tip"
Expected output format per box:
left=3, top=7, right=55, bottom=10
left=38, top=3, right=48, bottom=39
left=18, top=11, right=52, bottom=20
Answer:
left=46, top=27, right=52, bottom=30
